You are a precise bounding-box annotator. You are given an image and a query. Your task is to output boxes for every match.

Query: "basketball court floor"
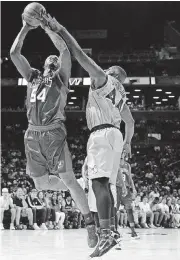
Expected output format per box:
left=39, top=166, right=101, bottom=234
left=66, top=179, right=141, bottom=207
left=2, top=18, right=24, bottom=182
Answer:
left=1, top=228, right=180, bottom=260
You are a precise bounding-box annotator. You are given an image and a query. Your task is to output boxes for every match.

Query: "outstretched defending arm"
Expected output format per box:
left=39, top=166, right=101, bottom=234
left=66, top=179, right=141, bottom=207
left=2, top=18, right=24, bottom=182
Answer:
left=42, top=26, right=71, bottom=87
left=10, top=21, right=35, bottom=82
left=41, top=15, right=106, bottom=88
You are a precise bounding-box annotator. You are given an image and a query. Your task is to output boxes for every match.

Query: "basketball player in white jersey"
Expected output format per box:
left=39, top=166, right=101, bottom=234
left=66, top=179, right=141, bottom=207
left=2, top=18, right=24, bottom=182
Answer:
left=40, top=14, right=134, bottom=258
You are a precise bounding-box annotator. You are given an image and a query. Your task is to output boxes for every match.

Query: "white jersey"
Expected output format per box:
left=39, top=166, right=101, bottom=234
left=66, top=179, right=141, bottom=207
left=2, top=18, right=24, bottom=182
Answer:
left=86, top=75, right=126, bottom=130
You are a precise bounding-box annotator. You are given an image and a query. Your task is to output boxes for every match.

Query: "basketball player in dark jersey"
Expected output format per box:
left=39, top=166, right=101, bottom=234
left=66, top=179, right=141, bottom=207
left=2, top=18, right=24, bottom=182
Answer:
left=40, top=15, right=134, bottom=258
left=116, top=152, right=139, bottom=239
left=10, top=19, right=98, bottom=248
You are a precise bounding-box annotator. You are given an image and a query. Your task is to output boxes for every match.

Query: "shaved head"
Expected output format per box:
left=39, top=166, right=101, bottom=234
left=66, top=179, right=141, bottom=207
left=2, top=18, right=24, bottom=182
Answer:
left=44, top=55, right=60, bottom=71
left=105, top=66, right=127, bottom=83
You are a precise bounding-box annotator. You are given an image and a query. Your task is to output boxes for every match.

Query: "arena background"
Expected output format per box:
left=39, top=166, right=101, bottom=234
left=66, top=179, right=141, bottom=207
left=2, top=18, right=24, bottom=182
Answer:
left=1, top=1, right=180, bottom=259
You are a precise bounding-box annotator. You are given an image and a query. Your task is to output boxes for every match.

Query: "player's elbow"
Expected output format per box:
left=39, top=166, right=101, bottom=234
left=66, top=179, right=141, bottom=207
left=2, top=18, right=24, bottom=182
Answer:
left=10, top=47, right=20, bottom=58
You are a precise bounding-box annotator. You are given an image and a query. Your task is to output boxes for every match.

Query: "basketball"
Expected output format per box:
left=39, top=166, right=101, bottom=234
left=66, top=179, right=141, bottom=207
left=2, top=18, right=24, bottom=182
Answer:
left=23, top=2, right=46, bottom=27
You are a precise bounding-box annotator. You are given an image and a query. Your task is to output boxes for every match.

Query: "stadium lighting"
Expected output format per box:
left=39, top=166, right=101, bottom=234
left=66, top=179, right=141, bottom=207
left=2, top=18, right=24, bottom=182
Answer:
left=126, top=92, right=130, bottom=94
left=156, top=89, right=162, bottom=92
left=153, top=97, right=159, bottom=99
left=71, top=97, right=77, bottom=99
left=69, top=90, right=75, bottom=92
left=165, top=92, right=171, bottom=94
left=156, top=102, right=161, bottom=104
left=134, top=89, right=141, bottom=92
left=68, top=102, right=74, bottom=104
left=127, top=102, right=131, bottom=104
left=133, top=96, right=139, bottom=98
left=162, top=99, right=168, bottom=101
left=169, top=96, right=175, bottom=98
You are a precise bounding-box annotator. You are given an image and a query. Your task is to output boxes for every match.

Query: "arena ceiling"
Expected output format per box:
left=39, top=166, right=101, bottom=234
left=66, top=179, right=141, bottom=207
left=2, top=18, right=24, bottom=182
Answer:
left=2, top=1, right=180, bottom=51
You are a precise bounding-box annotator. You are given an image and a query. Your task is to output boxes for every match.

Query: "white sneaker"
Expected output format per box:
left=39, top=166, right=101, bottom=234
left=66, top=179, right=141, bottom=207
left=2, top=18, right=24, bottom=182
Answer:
left=40, top=223, right=48, bottom=230
left=0, top=223, right=4, bottom=230
left=10, top=223, right=15, bottom=230
left=33, top=223, right=40, bottom=230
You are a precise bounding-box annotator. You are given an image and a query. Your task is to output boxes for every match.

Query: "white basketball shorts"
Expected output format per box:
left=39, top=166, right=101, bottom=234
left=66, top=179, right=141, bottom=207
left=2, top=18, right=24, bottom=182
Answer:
left=87, top=127, right=123, bottom=185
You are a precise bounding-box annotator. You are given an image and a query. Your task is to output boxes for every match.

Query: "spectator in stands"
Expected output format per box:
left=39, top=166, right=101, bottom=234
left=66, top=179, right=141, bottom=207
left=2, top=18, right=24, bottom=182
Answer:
left=64, top=194, right=80, bottom=229
left=149, top=187, right=160, bottom=200
left=139, top=196, right=155, bottom=228
left=157, top=198, right=170, bottom=227
left=20, top=194, right=34, bottom=229
left=13, top=188, right=33, bottom=230
left=52, top=193, right=66, bottom=229
left=44, top=191, right=56, bottom=229
left=133, top=195, right=146, bottom=228
left=172, top=198, right=180, bottom=228
left=26, top=189, right=47, bottom=230
left=0, top=188, right=16, bottom=230
left=117, top=204, right=128, bottom=228
left=37, top=191, right=56, bottom=230
left=149, top=197, right=161, bottom=227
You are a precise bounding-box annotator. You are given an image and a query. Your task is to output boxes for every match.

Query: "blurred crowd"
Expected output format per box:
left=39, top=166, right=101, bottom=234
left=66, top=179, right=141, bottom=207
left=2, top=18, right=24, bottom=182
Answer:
left=0, top=187, right=84, bottom=230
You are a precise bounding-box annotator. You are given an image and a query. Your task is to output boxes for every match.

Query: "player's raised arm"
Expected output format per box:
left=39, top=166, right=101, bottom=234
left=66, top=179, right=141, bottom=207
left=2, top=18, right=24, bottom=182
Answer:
left=41, top=15, right=107, bottom=88
left=41, top=26, right=71, bottom=87
left=10, top=20, right=35, bottom=82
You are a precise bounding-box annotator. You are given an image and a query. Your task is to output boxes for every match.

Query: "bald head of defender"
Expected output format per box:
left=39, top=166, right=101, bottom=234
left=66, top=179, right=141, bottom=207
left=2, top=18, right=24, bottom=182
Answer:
left=105, top=66, right=127, bottom=84
left=44, top=55, right=60, bottom=72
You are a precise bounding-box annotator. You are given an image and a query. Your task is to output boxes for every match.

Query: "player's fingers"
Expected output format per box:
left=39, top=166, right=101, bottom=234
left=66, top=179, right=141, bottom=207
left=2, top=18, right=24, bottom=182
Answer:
left=47, top=13, right=53, bottom=20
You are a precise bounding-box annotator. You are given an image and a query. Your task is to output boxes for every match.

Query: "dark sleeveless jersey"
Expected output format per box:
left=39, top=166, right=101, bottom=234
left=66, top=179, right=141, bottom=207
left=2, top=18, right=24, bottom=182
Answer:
left=26, top=69, right=69, bottom=126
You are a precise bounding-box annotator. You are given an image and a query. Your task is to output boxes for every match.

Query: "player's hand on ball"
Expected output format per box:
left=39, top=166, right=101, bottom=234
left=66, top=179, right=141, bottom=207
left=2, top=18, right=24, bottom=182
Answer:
left=22, top=14, right=38, bottom=30
left=123, top=143, right=131, bottom=159
left=41, top=13, right=63, bottom=33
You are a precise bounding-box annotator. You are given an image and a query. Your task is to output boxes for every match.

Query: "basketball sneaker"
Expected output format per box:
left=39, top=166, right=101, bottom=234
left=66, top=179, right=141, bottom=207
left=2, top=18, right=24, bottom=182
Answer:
left=89, top=229, right=117, bottom=258
left=111, top=230, right=122, bottom=250
left=86, top=224, right=99, bottom=248
left=131, top=231, right=140, bottom=239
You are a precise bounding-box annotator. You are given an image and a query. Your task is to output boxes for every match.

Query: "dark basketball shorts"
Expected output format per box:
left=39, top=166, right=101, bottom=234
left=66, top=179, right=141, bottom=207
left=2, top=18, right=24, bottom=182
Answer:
left=116, top=186, right=133, bottom=210
left=24, top=124, right=73, bottom=178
